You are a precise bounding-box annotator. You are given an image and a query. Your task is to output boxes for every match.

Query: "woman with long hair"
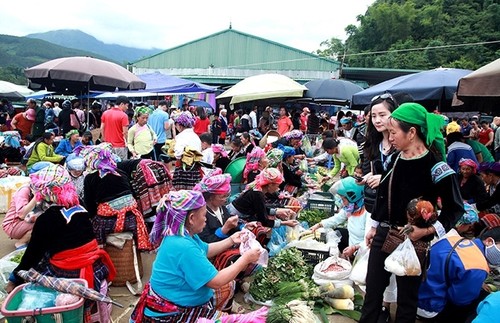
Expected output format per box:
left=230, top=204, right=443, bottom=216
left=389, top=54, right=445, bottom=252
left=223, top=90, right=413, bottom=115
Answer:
left=26, top=131, right=64, bottom=171
left=360, top=103, right=464, bottom=323
left=194, top=106, right=210, bottom=136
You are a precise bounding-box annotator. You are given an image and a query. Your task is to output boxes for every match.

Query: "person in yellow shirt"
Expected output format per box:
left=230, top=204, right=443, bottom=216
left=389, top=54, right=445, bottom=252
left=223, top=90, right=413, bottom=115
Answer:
left=446, top=117, right=462, bottom=135
left=26, top=132, right=64, bottom=171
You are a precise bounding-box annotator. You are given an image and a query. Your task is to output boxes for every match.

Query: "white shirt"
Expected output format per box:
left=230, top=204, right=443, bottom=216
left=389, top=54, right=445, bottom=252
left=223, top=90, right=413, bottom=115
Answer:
left=174, top=128, right=202, bottom=159
left=201, top=147, right=214, bottom=164
left=249, top=111, right=257, bottom=129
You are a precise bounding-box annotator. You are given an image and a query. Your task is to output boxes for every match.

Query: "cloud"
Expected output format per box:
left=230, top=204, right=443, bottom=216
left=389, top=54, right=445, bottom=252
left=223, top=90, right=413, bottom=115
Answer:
left=0, top=0, right=374, bottom=51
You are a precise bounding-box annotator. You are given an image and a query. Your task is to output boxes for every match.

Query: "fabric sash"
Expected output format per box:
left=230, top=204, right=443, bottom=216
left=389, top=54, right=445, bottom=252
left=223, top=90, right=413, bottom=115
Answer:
left=49, top=239, right=116, bottom=289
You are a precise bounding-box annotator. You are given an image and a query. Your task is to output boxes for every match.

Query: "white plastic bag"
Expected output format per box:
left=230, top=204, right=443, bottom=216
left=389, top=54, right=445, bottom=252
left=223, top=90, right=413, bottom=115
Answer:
left=349, top=246, right=370, bottom=285
left=313, top=256, right=352, bottom=280
left=239, top=229, right=269, bottom=267
left=384, top=238, right=421, bottom=276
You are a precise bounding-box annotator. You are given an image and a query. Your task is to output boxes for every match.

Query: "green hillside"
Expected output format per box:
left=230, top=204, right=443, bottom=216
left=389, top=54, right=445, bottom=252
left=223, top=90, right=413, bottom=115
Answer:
left=0, top=34, right=116, bottom=85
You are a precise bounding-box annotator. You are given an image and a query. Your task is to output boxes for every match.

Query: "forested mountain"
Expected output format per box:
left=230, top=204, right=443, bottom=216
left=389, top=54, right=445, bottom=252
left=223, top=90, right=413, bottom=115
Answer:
left=0, top=34, right=113, bottom=84
left=316, top=0, right=500, bottom=69
left=27, top=30, right=162, bottom=64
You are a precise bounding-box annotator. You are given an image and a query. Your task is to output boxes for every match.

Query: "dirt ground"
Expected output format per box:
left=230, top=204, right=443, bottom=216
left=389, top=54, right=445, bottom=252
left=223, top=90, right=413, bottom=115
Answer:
left=0, top=209, right=418, bottom=323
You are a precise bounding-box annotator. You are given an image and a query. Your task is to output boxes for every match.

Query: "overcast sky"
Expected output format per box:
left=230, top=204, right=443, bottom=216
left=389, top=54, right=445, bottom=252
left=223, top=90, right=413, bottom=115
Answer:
left=1, top=0, right=375, bottom=52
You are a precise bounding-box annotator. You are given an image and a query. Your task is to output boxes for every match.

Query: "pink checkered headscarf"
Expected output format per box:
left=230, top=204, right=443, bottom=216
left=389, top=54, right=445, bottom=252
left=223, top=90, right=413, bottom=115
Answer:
left=212, top=144, right=228, bottom=158
left=194, top=169, right=232, bottom=195
left=246, top=167, right=283, bottom=191
left=30, top=164, right=79, bottom=208
left=243, top=147, right=265, bottom=180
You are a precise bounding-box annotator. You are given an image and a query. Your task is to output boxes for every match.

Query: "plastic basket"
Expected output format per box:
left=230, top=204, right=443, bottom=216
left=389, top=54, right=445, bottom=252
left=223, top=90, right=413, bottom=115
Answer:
left=1, top=279, right=86, bottom=323
left=297, top=247, right=330, bottom=265
left=306, top=192, right=336, bottom=213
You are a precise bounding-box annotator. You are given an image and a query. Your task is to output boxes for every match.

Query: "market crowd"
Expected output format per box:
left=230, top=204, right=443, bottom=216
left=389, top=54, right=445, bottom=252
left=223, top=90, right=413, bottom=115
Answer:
left=0, top=94, right=500, bottom=323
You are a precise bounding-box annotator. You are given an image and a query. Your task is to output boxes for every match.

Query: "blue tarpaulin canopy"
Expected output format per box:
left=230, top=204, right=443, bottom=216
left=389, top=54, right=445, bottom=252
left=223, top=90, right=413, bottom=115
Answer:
left=351, top=68, right=472, bottom=107
left=138, top=72, right=217, bottom=93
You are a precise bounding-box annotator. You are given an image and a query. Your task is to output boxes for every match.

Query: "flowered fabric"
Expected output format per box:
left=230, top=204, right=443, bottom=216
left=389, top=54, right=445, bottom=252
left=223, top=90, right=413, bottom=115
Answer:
left=74, top=143, right=119, bottom=178
left=283, top=129, right=303, bottom=141
left=212, top=144, right=228, bottom=158
left=150, top=190, right=206, bottom=246
left=277, top=144, right=296, bottom=159
left=30, top=164, right=79, bottom=208
left=266, top=148, right=284, bottom=167
left=243, top=147, right=265, bottom=180
left=459, top=158, right=478, bottom=173
left=173, top=111, right=195, bottom=128
left=481, top=213, right=500, bottom=229
left=194, top=168, right=232, bottom=195
left=457, top=202, right=479, bottom=225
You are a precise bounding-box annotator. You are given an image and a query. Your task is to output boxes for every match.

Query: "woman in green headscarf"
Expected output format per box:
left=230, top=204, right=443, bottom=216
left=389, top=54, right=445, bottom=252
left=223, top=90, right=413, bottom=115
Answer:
left=360, top=103, right=464, bottom=323
left=127, top=106, right=157, bottom=159
left=55, top=129, right=83, bottom=157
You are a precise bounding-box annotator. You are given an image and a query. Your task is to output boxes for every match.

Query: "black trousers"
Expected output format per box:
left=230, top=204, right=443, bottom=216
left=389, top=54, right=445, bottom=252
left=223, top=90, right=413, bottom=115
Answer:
left=359, top=225, right=422, bottom=323
left=152, top=142, right=164, bottom=161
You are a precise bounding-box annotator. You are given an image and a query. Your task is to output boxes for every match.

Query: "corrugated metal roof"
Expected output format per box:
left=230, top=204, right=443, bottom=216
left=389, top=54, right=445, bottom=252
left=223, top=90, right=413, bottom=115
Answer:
left=133, top=28, right=340, bottom=72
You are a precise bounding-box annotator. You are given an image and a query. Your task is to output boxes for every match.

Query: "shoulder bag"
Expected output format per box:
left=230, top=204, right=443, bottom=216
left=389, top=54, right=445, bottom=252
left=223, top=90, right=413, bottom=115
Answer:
left=380, top=155, right=430, bottom=266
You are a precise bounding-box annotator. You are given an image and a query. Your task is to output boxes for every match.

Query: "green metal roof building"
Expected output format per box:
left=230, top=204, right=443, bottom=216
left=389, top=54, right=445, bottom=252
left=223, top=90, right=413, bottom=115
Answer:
left=131, top=27, right=341, bottom=86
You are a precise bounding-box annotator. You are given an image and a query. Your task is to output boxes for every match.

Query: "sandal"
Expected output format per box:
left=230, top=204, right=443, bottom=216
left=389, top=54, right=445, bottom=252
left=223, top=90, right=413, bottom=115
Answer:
left=231, top=301, right=246, bottom=314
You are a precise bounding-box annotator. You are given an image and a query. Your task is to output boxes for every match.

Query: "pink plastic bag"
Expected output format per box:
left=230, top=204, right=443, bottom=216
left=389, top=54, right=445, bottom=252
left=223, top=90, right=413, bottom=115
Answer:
left=197, top=306, right=268, bottom=323
left=239, top=229, right=269, bottom=267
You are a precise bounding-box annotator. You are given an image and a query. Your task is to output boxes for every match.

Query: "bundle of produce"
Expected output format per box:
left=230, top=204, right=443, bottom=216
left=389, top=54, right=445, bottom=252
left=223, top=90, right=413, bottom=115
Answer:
left=298, top=209, right=330, bottom=227
left=267, top=300, right=317, bottom=323
left=249, top=248, right=314, bottom=302
left=315, top=282, right=364, bottom=322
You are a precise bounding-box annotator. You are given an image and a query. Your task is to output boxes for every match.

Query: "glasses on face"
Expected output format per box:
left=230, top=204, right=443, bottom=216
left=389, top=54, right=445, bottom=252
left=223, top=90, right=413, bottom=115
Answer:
left=371, top=93, right=396, bottom=104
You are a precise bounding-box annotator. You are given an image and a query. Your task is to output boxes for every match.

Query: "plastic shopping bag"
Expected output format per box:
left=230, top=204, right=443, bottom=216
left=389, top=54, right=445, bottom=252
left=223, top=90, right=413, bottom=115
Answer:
left=349, top=246, right=370, bottom=285
left=240, top=229, right=269, bottom=267
left=384, top=238, right=421, bottom=276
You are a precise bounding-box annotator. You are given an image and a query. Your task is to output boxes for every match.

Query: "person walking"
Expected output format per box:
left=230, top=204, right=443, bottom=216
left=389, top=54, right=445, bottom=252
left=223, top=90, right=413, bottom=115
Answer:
left=100, top=96, right=130, bottom=161
left=147, top=100, right=170, bottom=161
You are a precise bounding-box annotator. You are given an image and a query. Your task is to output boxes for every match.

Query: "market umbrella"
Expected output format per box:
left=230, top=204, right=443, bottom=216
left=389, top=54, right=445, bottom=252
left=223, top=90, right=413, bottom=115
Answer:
left=302, top=79, right=363, bottom=104
left=189, top=100, right=214, bottom=113
left=138, top=72, right=216, bottom=93
left=457, top=58, right=500, bottom=97
left=216, top=74, right=307, bottom=104
left=351, top=68, right=472, bottom=106
left=17, top=269, right=123, bottom=307
left=24, top=56, right=146, bottom=93
left=0, top=81, right=34, bottom=99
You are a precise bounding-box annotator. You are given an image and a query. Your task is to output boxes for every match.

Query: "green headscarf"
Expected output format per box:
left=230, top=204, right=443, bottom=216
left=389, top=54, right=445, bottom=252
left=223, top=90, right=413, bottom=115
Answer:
left=65, top=129, right=79, bottom=139
left=266, top=148, right=284, bottom=167
left=390, top=102, right=446, bottom=160
left=134, top=105, right=152, bottom=119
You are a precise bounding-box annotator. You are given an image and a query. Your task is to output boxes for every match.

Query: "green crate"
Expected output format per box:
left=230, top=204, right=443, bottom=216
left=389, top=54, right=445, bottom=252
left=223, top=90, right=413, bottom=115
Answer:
left=307, top=192, right=336, bottom=213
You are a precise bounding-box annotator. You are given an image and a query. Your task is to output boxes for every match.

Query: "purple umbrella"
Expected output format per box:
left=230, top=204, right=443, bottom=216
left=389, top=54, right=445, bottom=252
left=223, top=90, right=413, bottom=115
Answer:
left=17, top=269, right=123, bottom=308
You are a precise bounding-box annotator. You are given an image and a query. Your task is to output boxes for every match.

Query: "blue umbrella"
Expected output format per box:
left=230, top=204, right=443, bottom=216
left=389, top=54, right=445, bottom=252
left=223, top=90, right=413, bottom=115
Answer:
left=189, top=100, right=213, bottom=110
left=351, top=68, right=472, bottom=106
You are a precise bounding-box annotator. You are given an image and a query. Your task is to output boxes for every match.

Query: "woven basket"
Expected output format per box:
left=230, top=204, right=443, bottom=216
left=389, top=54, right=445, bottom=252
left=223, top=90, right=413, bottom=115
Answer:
left=104, top=238, right=143, bottom=287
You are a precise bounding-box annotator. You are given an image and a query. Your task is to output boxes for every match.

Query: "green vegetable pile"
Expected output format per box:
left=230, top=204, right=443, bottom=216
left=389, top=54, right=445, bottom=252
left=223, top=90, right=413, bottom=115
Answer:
left=249, top=248, right=316, bottom=302
left=10, top=251, right=25, bottom=264
left=299, top=209, right=331, bottom=226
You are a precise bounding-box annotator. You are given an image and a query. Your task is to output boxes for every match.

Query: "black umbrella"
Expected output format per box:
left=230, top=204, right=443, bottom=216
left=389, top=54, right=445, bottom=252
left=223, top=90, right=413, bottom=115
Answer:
left=24, top=56, right=146, bottom=93
left=303, top=79, right=364, bottom=104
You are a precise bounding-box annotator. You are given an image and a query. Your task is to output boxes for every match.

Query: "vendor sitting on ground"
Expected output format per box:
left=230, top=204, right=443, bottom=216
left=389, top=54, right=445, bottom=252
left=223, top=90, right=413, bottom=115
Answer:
left=132, top=190, right=261, bottom=322
left=2, top=183, right=40, bottom=249
left=278, top=144, right=303, bottom=195
left=6, top=164, right=116, bottom=321
left=26, top=131, right=65, bottom=171
left=55, top=129, right=82, bottom=157
left=228, top=168, right=299, bottom=246
left=243, top=147, right=268, bottom=183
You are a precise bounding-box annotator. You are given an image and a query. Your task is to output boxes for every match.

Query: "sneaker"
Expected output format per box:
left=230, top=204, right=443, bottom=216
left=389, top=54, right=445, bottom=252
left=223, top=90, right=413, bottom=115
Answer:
left=377, top=306, right=390, bottom=323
